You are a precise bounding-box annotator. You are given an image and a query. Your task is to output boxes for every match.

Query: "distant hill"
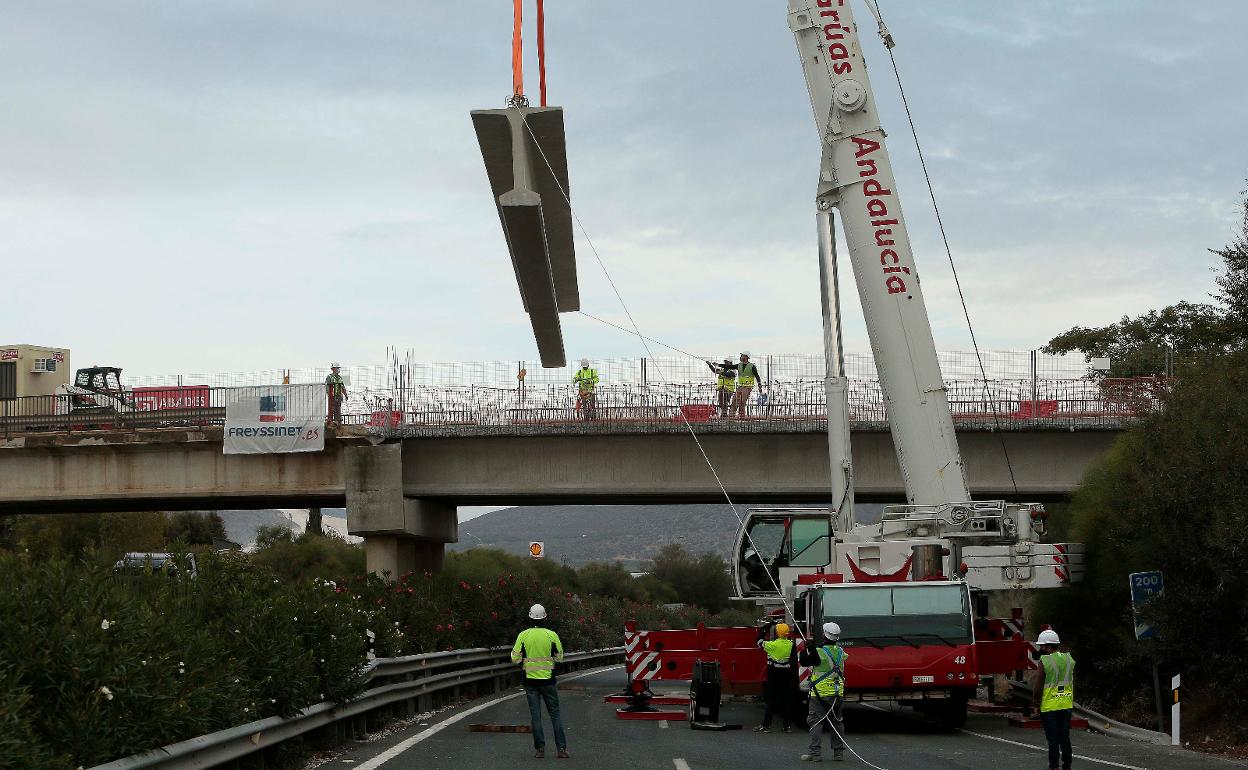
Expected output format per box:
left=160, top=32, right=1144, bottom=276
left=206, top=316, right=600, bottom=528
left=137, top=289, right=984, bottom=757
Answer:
left=452, top=503, right=885, bottom=568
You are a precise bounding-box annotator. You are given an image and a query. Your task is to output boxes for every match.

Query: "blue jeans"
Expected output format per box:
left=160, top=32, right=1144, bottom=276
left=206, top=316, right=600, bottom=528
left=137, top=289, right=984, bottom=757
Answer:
left=1041, top=709, right=1073, bottom=769
left=525, top=680, right=566, bottom=751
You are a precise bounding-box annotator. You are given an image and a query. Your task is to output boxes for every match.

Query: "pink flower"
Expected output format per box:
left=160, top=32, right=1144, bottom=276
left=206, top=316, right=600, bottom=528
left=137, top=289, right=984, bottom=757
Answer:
left=435, top=624, right=444, bottom=633
left=447, top=623, right=455, bottom=631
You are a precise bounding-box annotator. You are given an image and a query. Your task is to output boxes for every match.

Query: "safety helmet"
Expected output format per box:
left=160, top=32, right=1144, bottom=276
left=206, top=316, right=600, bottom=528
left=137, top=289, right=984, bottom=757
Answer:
left=330, top=362, right=341, bottom=369
left=529, top=603, right=547, bottom=620
left=722, top=357, right=732, bottom=364
left=822, top=621, right=841, bottom=640
left=740, top=351, right=751, bottom=358
left=580, top=358, right=589, bottom=368
left=775, top=623, right=791, bottom=638
left=1037, top=629, right=1060, bottom=646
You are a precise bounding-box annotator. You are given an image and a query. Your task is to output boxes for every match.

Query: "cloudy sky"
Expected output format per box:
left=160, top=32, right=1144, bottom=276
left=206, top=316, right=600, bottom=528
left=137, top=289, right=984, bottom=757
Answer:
left=2, top=1, right=1245, bottom=378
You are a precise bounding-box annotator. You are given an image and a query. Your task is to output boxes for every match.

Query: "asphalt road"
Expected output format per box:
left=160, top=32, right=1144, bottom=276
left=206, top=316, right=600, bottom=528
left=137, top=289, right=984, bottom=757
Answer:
left=325, top=667, right=1246, bottom=770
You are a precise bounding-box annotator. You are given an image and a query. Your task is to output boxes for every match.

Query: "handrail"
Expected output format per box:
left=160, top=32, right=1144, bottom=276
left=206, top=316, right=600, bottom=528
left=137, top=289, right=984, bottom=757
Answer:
left=89, top=646, right=624, bottom=769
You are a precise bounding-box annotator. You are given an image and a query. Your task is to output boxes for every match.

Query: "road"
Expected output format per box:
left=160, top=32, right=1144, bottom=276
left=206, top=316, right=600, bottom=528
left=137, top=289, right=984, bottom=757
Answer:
left=326, top=667, right=1245, bottom=770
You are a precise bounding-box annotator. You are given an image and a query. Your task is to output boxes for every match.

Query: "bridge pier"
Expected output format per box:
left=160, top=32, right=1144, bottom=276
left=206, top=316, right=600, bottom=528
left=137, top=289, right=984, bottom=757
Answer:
left=345, top=443, right=457, bottom=577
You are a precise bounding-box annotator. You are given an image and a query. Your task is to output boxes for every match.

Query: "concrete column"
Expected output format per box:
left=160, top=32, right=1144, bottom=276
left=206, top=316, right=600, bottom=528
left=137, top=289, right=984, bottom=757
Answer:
left=345, top=443, right=457, bottom=577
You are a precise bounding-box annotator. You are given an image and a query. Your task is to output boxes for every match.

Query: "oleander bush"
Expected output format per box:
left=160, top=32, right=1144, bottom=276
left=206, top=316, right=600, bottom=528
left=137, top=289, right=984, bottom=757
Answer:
left=0, top=545, right=752, bottom=768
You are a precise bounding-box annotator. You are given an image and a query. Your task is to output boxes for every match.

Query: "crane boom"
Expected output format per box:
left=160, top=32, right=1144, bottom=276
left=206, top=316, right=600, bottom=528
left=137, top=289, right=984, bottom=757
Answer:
left=788, top=0, right=969, bottom=507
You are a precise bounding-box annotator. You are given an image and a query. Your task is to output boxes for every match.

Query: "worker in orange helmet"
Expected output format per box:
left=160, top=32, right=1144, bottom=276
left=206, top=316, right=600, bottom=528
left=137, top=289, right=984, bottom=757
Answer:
left=755, top=621, right=799, bottom=732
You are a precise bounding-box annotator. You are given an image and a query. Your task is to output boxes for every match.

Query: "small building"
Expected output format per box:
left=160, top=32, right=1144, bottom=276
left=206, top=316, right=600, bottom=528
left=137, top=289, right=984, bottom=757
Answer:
left=0, top=344, right=71, bottom=399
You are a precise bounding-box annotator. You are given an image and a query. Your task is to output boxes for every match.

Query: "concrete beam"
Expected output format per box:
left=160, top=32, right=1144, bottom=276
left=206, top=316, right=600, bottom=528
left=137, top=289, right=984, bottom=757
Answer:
left=401, top=431, right=1121, bottom=504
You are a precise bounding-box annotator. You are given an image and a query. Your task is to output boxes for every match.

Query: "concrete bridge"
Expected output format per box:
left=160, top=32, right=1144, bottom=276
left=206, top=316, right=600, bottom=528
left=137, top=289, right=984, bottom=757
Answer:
left=0, top=420, right=1120, bottom=574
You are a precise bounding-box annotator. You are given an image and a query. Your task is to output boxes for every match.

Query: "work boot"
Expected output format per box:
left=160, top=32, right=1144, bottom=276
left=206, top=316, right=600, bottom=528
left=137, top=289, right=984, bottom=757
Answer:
left=799, top=754, right=822, bottom=762
left=833, top=749, right=845, bottom=762
left=783, top=725, right=794, bottom=733
left=534, top=749, right=545, bottom=758
left=556, top=749, right=570, bottom=759
left=753, top=725, right=770, bottom=732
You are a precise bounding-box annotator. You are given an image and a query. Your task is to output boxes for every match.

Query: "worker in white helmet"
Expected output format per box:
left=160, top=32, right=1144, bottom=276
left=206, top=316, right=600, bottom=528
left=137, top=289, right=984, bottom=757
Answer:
left=799, top=621, right=848, bottom=762
left=325, top=362, right=348, bottom=426
left=730, top=351, right=765, bottom=419
left=572, top=358, right=599, bottom=421
left=511, top=603, right=568, bottom=758
left=1032, top=628, right=1075, bottom=770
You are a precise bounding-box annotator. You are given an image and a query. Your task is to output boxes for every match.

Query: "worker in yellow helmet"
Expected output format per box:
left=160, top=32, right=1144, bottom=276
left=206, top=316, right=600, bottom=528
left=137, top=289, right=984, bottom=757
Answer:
left=755, top=621, right=799, bottom=732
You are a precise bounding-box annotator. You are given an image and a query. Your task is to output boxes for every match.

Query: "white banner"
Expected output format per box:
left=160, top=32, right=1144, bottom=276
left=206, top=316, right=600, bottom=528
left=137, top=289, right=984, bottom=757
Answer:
left=223, top=384, right=325, bottom=455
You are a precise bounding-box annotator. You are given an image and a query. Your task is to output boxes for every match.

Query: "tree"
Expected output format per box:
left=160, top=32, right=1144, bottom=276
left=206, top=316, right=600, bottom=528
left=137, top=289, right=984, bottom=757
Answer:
left=165, top=511, right=226, bottom=546
left=1036, top=351, right=1248, bottom=729
left=1042, top=301, right=1235, bottom=377
left=649, top=544, right=733, bottom=613
left=1212, top=192, right=1248, bottom=338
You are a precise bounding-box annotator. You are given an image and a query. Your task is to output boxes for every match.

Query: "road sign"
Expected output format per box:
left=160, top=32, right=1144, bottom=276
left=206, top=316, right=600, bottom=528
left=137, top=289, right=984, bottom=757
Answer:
left=529, top=541, right=545, bottom=559
left=1129, top=571, right=1163, bottom=640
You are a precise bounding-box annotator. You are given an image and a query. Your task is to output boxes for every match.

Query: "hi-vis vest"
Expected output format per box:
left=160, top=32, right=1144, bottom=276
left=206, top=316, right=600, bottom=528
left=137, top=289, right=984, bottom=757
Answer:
left=1040, top=651, right=1075, bottom=712
left=325, top=373, right=346, bottom=398
left=512, top=626, right=564, bottom=681
left=737, top=362, right=759, bottom=387
left=811, top=644, right=848, bottom=697
left=573, top=368, right=599, bottom=393
left=716, top=370, right=737, bottom=391
left=761, top=637, right=794, bottom=668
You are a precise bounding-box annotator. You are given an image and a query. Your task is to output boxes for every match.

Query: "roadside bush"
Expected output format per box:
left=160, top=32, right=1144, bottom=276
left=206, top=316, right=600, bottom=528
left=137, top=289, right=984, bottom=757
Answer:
left=2, top=545, right=753, bottom=766
left=1034, top=352, right=1248, bottom=738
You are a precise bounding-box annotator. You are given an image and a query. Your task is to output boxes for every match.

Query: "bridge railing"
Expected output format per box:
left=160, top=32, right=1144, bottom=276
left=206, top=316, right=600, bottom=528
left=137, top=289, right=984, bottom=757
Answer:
left=1, top=376, right=1164, bottom=438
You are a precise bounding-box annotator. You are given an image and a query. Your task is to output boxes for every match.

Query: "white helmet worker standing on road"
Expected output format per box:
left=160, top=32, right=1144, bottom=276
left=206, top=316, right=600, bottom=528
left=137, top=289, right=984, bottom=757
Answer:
left=800, top=620, right=849, bottom=762
left=1032, top=627, right=1075, bottom=770
left=511, top=603, right=568, bottom=758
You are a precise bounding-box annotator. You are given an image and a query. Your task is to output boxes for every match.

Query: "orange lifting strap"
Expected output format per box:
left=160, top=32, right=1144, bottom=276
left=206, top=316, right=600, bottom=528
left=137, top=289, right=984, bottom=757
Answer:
left=511, top=0, right=548, bottom=105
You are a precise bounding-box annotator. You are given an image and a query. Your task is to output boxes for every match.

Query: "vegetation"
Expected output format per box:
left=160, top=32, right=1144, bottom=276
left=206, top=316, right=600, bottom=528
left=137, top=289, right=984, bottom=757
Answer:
left=0, top=517, right=750, bottom=768
left=1036, top=191, right=1248, bottom=743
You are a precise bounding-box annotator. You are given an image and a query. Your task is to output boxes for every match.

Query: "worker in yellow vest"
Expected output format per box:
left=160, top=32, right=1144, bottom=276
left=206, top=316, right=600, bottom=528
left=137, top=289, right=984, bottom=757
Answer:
left=731, top=351, right=765, bottom=418
left=755, top=622, right=799, bottom=732
left=706, top=358, right=737, bottom=417
left=800, top=621, right=848, bottom=762
left=572, top=358, right=599, bottom=421
left=1031, top=628, right=1075, bottom=770
left=512, top=604, right=569, bottom=758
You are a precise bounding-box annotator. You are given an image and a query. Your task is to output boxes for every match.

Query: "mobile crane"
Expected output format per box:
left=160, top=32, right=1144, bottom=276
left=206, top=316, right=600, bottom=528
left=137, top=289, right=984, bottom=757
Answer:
left=621, top=0, right=1084, bottom=729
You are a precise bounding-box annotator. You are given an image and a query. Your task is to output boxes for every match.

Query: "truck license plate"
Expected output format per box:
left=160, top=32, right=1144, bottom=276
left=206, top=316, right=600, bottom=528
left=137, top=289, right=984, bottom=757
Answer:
left=912, top=675, right=934, bottom=684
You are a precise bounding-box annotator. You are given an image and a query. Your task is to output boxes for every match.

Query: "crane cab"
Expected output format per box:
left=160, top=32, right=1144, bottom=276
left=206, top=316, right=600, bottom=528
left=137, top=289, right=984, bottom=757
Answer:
left=732, top=508, right=836, bottom=599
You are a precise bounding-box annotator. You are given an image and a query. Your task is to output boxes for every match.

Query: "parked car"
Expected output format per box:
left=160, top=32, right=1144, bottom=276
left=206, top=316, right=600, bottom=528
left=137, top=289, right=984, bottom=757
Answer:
left=112, top=552, right=198, bottom=579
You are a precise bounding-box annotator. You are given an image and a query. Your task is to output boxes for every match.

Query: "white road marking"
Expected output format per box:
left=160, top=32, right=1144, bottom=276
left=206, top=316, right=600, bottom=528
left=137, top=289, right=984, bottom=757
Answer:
left=959, top=729, right=1148, bottom=770
left=659, top=720, right=669, bottom=729
left=861, top=702, right=1149, bottom=770
left=673, top=760, right=692, bottom=770
left=354, top=664, right=623, bottom=770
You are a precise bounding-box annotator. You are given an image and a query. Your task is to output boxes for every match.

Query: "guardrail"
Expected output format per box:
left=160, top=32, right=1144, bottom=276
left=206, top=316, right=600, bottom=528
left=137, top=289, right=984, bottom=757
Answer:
left=1006, top=679, right=1169, bottom=745
left=2, top=377, right=1160, bottom=439
left=91, top=646, right=624, bottom=770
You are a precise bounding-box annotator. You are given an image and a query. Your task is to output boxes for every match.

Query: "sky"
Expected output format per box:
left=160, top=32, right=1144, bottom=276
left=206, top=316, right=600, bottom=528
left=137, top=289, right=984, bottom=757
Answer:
left=2, top=1, right=1245, bottom=379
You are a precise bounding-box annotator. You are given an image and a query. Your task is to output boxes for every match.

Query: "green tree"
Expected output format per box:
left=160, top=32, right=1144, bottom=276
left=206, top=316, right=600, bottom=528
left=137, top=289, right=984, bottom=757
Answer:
left=1037, top=352, right=1248, bottom=728
left=1212, top=193, right=1248, bottom=338
left=649, top=544, right=733, bottom=613
left=165, top=512, right=226, bottom=546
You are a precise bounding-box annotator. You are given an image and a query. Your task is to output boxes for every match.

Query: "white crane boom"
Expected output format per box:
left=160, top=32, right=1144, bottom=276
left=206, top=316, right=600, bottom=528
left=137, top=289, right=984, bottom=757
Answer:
left=788, top=0, right=970, bottom=509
